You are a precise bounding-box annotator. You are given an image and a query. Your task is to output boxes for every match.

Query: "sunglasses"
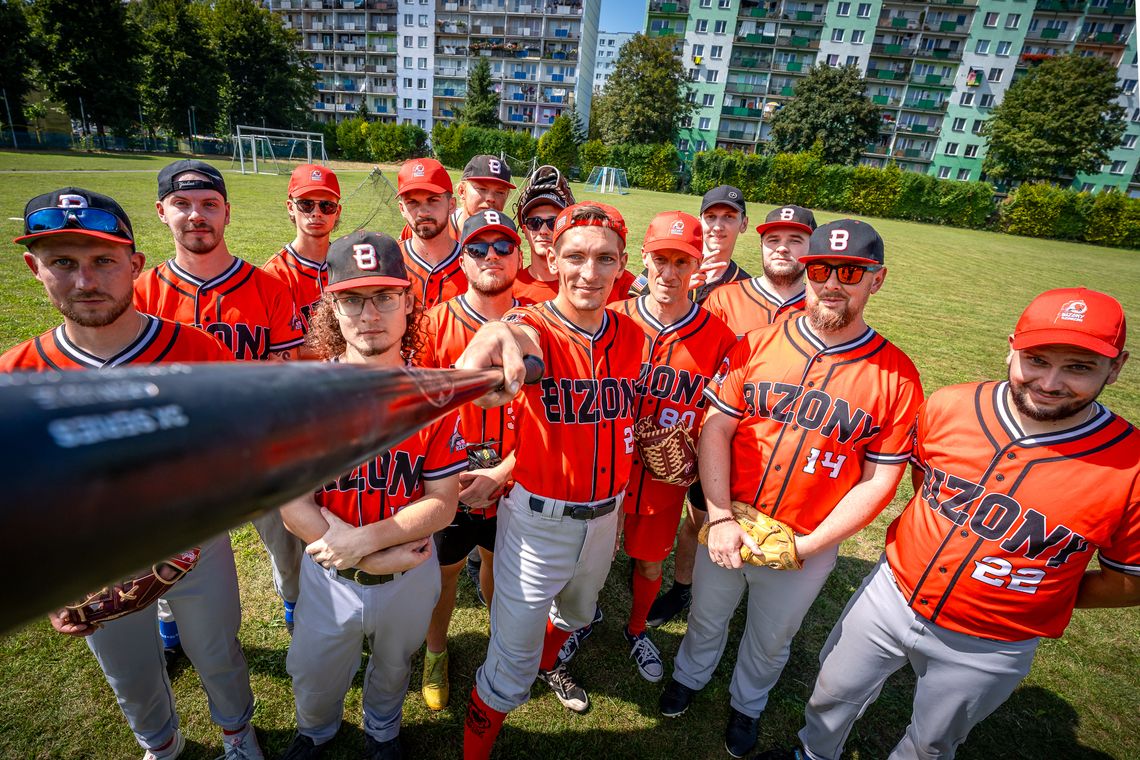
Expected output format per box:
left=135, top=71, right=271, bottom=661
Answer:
left=292, top=198, right=340, bottom=215
left=25, top=207, right=129, bottom=238
left=523, top=215, right=558, bottom=232
left=332, top=291, right=406, bottom=316
left=463, top=240, right=518, bottom=259
left=805, top=262, right=882, bottom=285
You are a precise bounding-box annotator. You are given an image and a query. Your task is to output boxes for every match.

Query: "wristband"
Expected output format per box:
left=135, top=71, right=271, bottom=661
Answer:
left=706, top=516, right=736, bottom=529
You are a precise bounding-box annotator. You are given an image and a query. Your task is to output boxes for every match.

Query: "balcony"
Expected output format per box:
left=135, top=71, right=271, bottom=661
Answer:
left=871, top=94, right=902, bottom=106
left=891, top=148, right=933, bottom=162
left=717, top=128, right=758, bottom=142
left=1086, top=3, right=1132, bottom=16
left=923, top=19, right=970, bottom=36
left=648, top=0, right=690, bottom=16
left=434, top=86, right=466, bottom=98
left=649, top=26, right=682, bottom=37
left=1025, top=28, right=1071, bottom=42
left=729, top=54, right=769, bottom=68
left=721, top=105, right=765, bottom=118
left=1035, top=0, right=1086, bottom=11
left=911, top=72, right=954, bottom=88
left=544, top=3, right=584, bottom=16
left=871, top=42, right=918, bottom=57
left=879, top=14, right=921, bottom=32
left=901, top=98, right=948, bottom=112
left=896, top=122, right=940, bottom=136
left=916, top=46, right=963, bottom=61
left=771, top=60, right=810, bottom=72
left=867, top=67, right=909, bottom=80
left=727, top=80, right=768, bottom=95
left=1075, top=31, right=1130, bottom=47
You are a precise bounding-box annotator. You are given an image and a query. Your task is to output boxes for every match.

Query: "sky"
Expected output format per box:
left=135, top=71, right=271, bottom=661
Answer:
left=599, top=0, right=645, bottom=33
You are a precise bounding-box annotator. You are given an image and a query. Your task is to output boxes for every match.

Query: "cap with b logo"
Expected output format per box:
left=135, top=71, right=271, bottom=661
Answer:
left=15, top=187, right=135, bottom=247
left=397, top=158, right=454, bottom=196
left=1011, top=287, right=1126, bottom=358
left=157, top=159, right=227, bottom=201
left=461, top=209, right=521, bottom=246
left=462, top=154, right=516, bottom=189
left=801, top=219, right=884, bottom=266
left=288, top=164, right=341, bottom=199
left=643, top=210, right=702, bottom=259
left=700, top=185, right=747, bottom=216
left=326, top=231, right=411, bottom=293
left=755, top=205, right=817, bottom=237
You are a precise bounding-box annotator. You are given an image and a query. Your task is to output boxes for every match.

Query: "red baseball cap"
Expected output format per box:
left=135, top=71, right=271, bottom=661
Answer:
left=552, top=202, right=628, bottom=246
left=397, top=158, right=453, bottom=196
left=1011, top=287, right=1127, bottom=358
left=288, top=164, right=340, bottom=199
left=642, top=211, right=702, bottom=259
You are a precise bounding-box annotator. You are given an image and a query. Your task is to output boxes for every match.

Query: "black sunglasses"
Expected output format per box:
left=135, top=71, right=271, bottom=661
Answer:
left=523, top=215, right=558, bottom=232
left=26, top=207, right=128, bottom=236
left=805, top=262, right=882, bottom=285
left=292, top=198, right=340, bottom=215
left=463, top=240, right=518, bottom=259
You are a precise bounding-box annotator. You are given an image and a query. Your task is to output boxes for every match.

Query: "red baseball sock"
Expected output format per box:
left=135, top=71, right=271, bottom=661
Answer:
left=463, top=687, right=506, bottom=760
left=628, top=569, right=663, bottom=637
left=539, top=617, right=572, bottom=671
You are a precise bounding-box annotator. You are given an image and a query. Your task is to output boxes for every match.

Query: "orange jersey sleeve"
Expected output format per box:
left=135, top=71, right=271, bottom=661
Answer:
left=401, top=239, right=467, bottom=309
left=704, top=315, right=923, bottom=534
left=262, top=244, right=328, bottom=330
left=703, top=278, right=806, bottom=339
left=503, top=302, right=647, bottom=503
left=610, top=297, right=739, bottom=516
left=886, top=382, right=1140, bottom=641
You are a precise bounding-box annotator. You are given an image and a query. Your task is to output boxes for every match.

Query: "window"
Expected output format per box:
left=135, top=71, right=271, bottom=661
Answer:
left=696, top=19, right=708, bottom=33
left=952, top=117, right=966, bottom=132
left=846, top=55, right=859, bottom=66
left=417, top=78, right=426, bottom=89
left=944, top=142, right=959, bottom=156
left=699, top=117, right=711, bottom=130
left=699, top=0, right=711, bottom=6
left=857, top=3, right=871, bottom=18
left=693, top=44, right=705, bottom=57
left=1005, top=13, right=1021, bottom=29
left=1081, top=182, right=1096, bottom=192
left=711, top=45, right=723, bottom=59
left=1110, top=160, right=1127, bottom=174
left=837, top=2, right=850, bottom=16
left=705, top=69, right=719, bottom=83
left=679, top=138, right=690, bottom=151
left=714, top=20, right=727, bottom=34
left=938, top=166, right=952, bottom=179
left=687, top=91, right=697, bottom=103
left=983, top=12, right=998, bottom=27
left=696, top=140, right=708, bottom=151
left=851, top=30, right=865, bottom=44
left=827, top=53, right=840, bottom=66
left=403, top=56, right=412, bottom=67
left=404, top=77, right=413, bottom=88
left=681, top=116, right=693, bottom=128
left=1123, top=134, right=1138, bottom=149
left=417, top=36, right=427, bottom=48
left=702, top=93, right=715, bottom=106
left=418, top=14, right=427, bottom=26
left=418, top=57, right=426, bottom=69
left=403, top=98, right=412, bottom=108
left=980, top=93, right=995, bottom=108
left=965, top=144, right=979, bottom=158
left=403, top=35, right=412, bottom=46
left=960, top=91, right=974, bottom=106
left=1123, top=79, right=1138, bottom=96
left=688, top=68, right=699, bottom=81
left=957, top=168, right=971, bottom=181
left=718, top=0, right=730, bottom=7
left=831, top=28, right=845, bottom=42
left=416, top=98, right=426, bottom=109
left=403, top=13, right=413, bottom=24
left=975, top=39, right=990, bottom=55
left=972, top=119, right=985, bottom=134
left=996, top=41, right=1011, bottom=57
left=987, top=67, right=1003, bottom=83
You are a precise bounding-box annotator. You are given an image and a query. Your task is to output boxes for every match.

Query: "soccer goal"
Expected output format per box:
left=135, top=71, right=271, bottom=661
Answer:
left=338, top=167, right=404, bottom=235
left=232, top=125, right=328, bottom=175
left=585, top=166, right=630, bottom=195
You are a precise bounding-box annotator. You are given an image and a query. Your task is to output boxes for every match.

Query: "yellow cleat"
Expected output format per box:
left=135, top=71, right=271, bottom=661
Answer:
left=422, top=648, right=449, bottom=711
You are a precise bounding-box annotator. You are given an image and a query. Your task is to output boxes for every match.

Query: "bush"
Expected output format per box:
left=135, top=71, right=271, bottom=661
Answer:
left=430, top=122, right=536, bottom=169
left=848, top=163, right=899, bottom=218
left=578, top=139, right=609, bottom=181
left=368, top=123, right=428, bottom=163
left=1000, top=183, right=1091, bottom=240
left=335, top=117, right=372, bottom=162
left=764, top=150, right=825, bottom=207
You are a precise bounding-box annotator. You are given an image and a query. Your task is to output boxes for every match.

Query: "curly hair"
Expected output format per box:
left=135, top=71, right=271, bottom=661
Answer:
left=305, top=290, right=426, bottom=363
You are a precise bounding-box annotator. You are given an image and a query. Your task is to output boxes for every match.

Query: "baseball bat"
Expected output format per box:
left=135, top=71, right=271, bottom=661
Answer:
left=0, top=357, right=543, bottom=635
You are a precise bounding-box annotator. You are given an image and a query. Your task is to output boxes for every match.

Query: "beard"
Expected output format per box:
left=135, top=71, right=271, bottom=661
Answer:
left=470, top=271, right=514, bottom=296
left=808, top=292, right=852, bottom=333
left=175, top=224, right=222, bottom=254
left=414, top=218, right=444, bottom=240
left=1008, top=373, right=1104, bottom=422
left=58, top=290, right=133, bottom=328
left=763, top=259, right=805, bottom=289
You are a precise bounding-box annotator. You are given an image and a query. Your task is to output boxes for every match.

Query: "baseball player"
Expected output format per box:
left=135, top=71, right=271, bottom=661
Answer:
left=263, top=164, right=342, bottom=338
left=395, top=157, right=467, bottom=309
left=757, top=288, right=1138, bottom=760
left=454, top=202, right=646, bottom=759
left=603, top=211, right=738, bottom=682
left=417, top=210, right=525, bottom=711
left=454, top=154, right=516, bottom=231
left=661, top=219, right=924, bottom=758
left=511, top=165, right=574, bottom=304
left=703, top=204, right=815, bottom=339
left=276, top=230, right=464, bottom=760
left=135, top=159, right=306, bottom=644
left=1, top=188, right=263, bottom=760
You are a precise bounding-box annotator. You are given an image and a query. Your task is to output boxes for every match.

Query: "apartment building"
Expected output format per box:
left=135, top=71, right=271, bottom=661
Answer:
left=647, top=0, right=1140, bottom=194
left=267, top=0, right=600, bottom=138
left=594, top=31, right=634, bottom=92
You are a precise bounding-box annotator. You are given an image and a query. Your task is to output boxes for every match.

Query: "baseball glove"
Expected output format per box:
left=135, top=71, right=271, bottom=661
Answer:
left=57, top=548, right=200, bottom=626
left=460, top=442, right=505, bottom=511
left=697, top=502, right=802, bottom=570
left=633, top=416, right=698, bottom=487
left=513, top=164, right=575, bottom=220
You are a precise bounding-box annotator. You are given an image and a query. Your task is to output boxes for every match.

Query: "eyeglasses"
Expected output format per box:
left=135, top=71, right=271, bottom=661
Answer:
left=25, top=208, right=129, bottom=237
left=332, top=291, right=406, bottom=316
left=523, top=215, right=558, bottom=232
left=805, top=262, right=882, bottom=285
left=463, top=240, right=518, bottom=259
left=291, top=198, right=340, bottom=215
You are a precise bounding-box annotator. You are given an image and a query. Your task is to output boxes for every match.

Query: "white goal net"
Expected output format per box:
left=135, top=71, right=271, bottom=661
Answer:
left=232, top=125, right=328, bottom=175
left=585, top=166, right=630, bottom=195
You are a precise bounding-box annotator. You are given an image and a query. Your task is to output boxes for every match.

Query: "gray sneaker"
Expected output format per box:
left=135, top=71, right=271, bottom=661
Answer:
left=215, top=723, right=264, bottom=760
left=537, top=662, right=590, bottom=713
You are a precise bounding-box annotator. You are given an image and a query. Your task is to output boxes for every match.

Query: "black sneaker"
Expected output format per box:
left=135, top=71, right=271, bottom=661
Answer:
left=363, top=733, right=403, bottom=760
left=725, top=707, right=760, bottom=758
left=537, top=662, right=590, bottom=713
left=646, top=583, right=692, bottom=627
left=556, top=605, right=603, bottom=665
left=659, top=678, right=698, bottom=717
left=277, top=732, right=324, bottom=760
left=465, top=554, right=485, bottom=607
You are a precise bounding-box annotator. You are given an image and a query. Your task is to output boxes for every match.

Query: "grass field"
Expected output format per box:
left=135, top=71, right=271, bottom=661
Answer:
left=0, top=150, right=1137, bottom=760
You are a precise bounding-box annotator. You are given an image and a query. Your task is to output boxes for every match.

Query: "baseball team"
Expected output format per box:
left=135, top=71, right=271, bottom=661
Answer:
left=3, top=153, right=1137, bottom=760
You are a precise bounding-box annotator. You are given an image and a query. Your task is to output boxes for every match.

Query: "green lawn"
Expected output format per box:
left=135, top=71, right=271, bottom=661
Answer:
left=0, top=150, right=1137, bottom=760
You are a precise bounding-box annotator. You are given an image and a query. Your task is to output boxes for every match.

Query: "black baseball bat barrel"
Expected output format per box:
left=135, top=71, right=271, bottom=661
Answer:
left=0, top=356, right=544, bottom=635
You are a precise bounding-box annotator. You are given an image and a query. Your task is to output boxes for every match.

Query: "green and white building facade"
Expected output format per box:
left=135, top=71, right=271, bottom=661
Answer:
left=646, top=0, right=1140, bottom=194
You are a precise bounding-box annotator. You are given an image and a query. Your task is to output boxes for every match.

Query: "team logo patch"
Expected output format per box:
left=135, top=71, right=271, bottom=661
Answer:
left=1059, top=300, right=1087, bottom=322
left=728, top=191, right=739, bottom=200
left=310, top=169, right=322, bottom=181
left=449, top=429, right=467, bottom=452
left=712, top=356, right=730, bottom=385
left=670, top=219, right=686, bottom=235
left=57, top=194, right=89, bottom=209
left=413, top=163, right=425, bottom=177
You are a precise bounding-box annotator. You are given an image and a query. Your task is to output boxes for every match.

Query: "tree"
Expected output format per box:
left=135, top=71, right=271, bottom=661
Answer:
left=28, top=0, right=143, bottom=135
left=0, top=0, right=34, bottom=120
left=592, top=33, right=695, bottom=145
left=983, top=54, right=1127, bottom=185
left=564, top=105, right=588, bottom=145
left=537, top=114, right=579, bottom=174
left=131, top=0, right=224, bottom=137
left=459, top=58, right=500, bottom=128
left=207, top=0, right=317, bottom=132
left=766, top=64, right=881, bottom=166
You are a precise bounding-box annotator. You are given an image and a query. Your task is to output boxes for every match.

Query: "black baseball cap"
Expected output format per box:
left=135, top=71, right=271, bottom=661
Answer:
left=462, top=154, right=516, bottom=189
left=15, top=187, right=135, bottom=248
left=326, top=231, right=410, bottom=293
left=755, top=205, right=817, bottom=237
left=157, top=159, right=228, bottom=201
left=461, top=209, right=521, bottom=246
left=802, top=219, right=885, bottom=266
left=700, top=185, right=747, bottom=216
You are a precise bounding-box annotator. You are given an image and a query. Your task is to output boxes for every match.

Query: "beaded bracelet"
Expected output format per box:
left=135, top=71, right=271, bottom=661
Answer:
left=705, top=516, right=736, bottom=529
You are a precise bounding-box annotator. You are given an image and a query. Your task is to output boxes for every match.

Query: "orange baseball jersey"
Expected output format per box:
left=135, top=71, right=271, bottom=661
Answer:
left=704, top=315, right=923, bottom=535
left=512, top=267, right=559, bottom=304
left=316, top=409, right=466, bottom=526
left=134, top=258, right=304, bottom=361
left=703, top=278, right=806, bottom=339
left=262, top=244, right=327, bottom=329
left=886, top=381, right=1140, bottom=641
left=503, top=302, right=647, bottom=503
left=609, top=297, right=738, bottom=516
left=401, top=238, right=467, bottom=309
left=420, top=295, right=524, bottom=518
left=0, top=315, right=230, bottom=371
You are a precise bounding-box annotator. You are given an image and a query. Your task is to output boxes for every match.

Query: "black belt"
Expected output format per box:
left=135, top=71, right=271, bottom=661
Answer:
left=337, top=568, right=397, bottom=585
left=529, top=496, right=617, bottom=520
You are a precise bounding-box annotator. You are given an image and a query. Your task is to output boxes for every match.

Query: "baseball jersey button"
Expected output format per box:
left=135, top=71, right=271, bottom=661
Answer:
left=960, top=529, right=969, bottom=537
left=774, top=465, right=781, bottom=471
left=995, top=474, right=1005, bottom=482
left=939, top=566, right=947, bottom=574
left=919, top=598, right=928, bottom=605
left=807, top=381, right=815, bottom=387
left=1007, top=452, right=1016, bottom=459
